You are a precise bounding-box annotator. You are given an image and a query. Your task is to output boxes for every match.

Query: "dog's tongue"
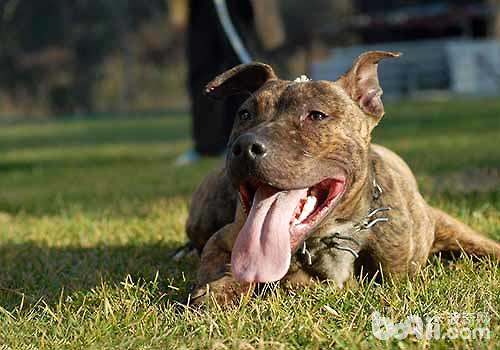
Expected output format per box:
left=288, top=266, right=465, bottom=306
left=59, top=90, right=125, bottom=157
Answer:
left=231, top=186, right=308, bottom=283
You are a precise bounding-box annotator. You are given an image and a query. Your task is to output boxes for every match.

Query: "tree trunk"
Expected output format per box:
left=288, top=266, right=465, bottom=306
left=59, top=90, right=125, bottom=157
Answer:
left=489, top=0, right=500, bottom=39
left=251, top=0, right=285, bottom=50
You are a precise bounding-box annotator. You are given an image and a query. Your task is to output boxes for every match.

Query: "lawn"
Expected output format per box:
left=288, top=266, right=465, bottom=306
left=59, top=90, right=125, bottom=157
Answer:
left=0, top=98, right=499, bottom=349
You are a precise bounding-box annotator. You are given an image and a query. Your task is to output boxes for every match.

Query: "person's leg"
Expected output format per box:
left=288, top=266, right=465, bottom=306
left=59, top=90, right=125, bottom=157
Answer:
left=189, top=84, right=226, bottom=156
left=186, top=0, right=228, bottom=157
left=181, top=0, right=257, bottom=163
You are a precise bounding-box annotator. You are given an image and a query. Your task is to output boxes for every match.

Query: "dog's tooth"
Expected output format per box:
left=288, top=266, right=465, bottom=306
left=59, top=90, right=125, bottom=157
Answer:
left=297, top=196, right=317, bottom=222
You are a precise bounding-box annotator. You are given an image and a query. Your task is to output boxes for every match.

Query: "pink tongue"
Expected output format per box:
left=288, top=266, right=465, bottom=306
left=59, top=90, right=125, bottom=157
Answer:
left=231, top=186, right=308, bottom=283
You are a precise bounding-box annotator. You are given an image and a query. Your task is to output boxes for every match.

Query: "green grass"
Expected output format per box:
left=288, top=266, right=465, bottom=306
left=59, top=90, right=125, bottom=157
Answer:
left=0, top=98, right=499, bottom=349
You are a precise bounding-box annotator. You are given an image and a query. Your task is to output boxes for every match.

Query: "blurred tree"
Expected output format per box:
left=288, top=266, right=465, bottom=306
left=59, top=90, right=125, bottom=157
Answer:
left=0, top=0, right=167, bottom=115
left=278, top=0, right=356, bottom=75
left=489, top=0, right=500, bottom=39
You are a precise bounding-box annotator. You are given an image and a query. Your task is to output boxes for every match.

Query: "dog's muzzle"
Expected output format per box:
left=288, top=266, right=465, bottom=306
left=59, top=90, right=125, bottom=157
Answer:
left=228, top=133, right=267, bottom=181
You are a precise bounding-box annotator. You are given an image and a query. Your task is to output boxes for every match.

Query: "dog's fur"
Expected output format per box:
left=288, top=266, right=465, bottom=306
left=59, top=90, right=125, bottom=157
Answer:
left=186, top=51, right=500, bottom=305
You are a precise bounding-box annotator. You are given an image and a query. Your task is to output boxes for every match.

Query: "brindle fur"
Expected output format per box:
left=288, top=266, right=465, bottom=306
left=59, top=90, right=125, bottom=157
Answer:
left=186, top=167, right=236, bottom=252
left=187, top=51, right=500, bottom=305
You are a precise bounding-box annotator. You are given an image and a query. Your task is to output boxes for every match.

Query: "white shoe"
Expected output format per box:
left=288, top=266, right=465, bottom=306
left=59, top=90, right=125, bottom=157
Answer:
left=174, top=149, right=201, bottom=166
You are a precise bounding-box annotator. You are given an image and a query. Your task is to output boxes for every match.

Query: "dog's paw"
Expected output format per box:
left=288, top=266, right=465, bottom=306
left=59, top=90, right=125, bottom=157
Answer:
left=189, top=276, right=253, bottom=307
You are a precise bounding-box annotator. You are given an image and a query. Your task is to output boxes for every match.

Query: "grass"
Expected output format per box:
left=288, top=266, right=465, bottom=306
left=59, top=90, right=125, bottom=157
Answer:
left=0, top=98, right=499, bottom=349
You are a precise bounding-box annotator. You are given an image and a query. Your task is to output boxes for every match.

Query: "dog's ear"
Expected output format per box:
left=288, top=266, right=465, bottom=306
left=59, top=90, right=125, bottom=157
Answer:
left=205, top=62, right=277, bottom=99
left=337, top=51, right=400, bottom=121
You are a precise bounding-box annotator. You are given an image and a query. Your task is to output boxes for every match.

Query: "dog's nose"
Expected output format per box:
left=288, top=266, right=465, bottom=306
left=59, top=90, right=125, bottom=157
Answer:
left=231, top=133, right=267, bottom=161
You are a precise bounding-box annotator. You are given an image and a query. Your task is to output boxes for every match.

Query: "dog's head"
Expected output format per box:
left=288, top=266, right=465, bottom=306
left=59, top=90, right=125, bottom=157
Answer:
left=205, top=51, right=400, bottom=283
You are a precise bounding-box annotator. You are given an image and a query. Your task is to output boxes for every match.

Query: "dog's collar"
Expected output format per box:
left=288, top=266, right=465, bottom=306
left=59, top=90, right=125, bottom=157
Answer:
left=299, top=171, right=390, bottom=265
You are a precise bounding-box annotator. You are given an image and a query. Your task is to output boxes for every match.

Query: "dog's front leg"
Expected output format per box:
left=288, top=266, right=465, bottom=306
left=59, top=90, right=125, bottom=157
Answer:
left=302, top=226, right=368, bottom=289
left=312, top=250, right=358, bottom=288
left=190, top=223, right=253, bottom=306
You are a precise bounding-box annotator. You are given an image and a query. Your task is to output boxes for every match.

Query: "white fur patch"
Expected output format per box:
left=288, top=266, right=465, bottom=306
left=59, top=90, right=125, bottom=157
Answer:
left=294, top=75, right=311, bottom=83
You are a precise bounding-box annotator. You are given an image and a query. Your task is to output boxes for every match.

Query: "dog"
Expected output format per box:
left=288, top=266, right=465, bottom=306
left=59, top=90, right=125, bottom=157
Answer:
left=185, top=51, right=500, bottom=305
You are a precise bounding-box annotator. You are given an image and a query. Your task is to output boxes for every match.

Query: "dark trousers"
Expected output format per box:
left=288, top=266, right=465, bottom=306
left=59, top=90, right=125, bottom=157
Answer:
left=187, top=0, right=254, bottom=155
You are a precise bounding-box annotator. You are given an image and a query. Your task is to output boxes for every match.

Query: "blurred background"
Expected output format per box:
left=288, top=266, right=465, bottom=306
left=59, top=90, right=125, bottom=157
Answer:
left=1, top=0, right=499, bottom=118
left=0, top=1, right=499, bottom=333
left=0, top=0, right=499, bottom=214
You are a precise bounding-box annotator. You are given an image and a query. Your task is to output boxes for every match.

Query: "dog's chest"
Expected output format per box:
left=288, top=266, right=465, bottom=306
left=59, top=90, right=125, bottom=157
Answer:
left=292, top=203, right=392, bottom=280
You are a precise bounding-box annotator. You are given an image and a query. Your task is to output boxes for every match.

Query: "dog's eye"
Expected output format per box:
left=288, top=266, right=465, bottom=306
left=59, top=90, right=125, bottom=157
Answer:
left=307, top=111, right=329, bottom=121
left=238, top=109, right=252, bottom=121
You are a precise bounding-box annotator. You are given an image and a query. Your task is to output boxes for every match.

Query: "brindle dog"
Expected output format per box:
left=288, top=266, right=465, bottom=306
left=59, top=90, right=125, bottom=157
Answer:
left=185, top=51, right=500, bottom=305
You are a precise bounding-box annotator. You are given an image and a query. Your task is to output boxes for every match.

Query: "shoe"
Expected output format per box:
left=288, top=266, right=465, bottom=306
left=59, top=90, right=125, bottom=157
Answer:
left=174, top=149, right=201, bottom=166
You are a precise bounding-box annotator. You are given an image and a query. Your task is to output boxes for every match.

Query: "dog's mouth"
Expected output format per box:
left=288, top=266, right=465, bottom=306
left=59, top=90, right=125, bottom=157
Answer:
left=231, top=176, right=346, bottom=283
left=239, top=178, right=346, bottom=238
